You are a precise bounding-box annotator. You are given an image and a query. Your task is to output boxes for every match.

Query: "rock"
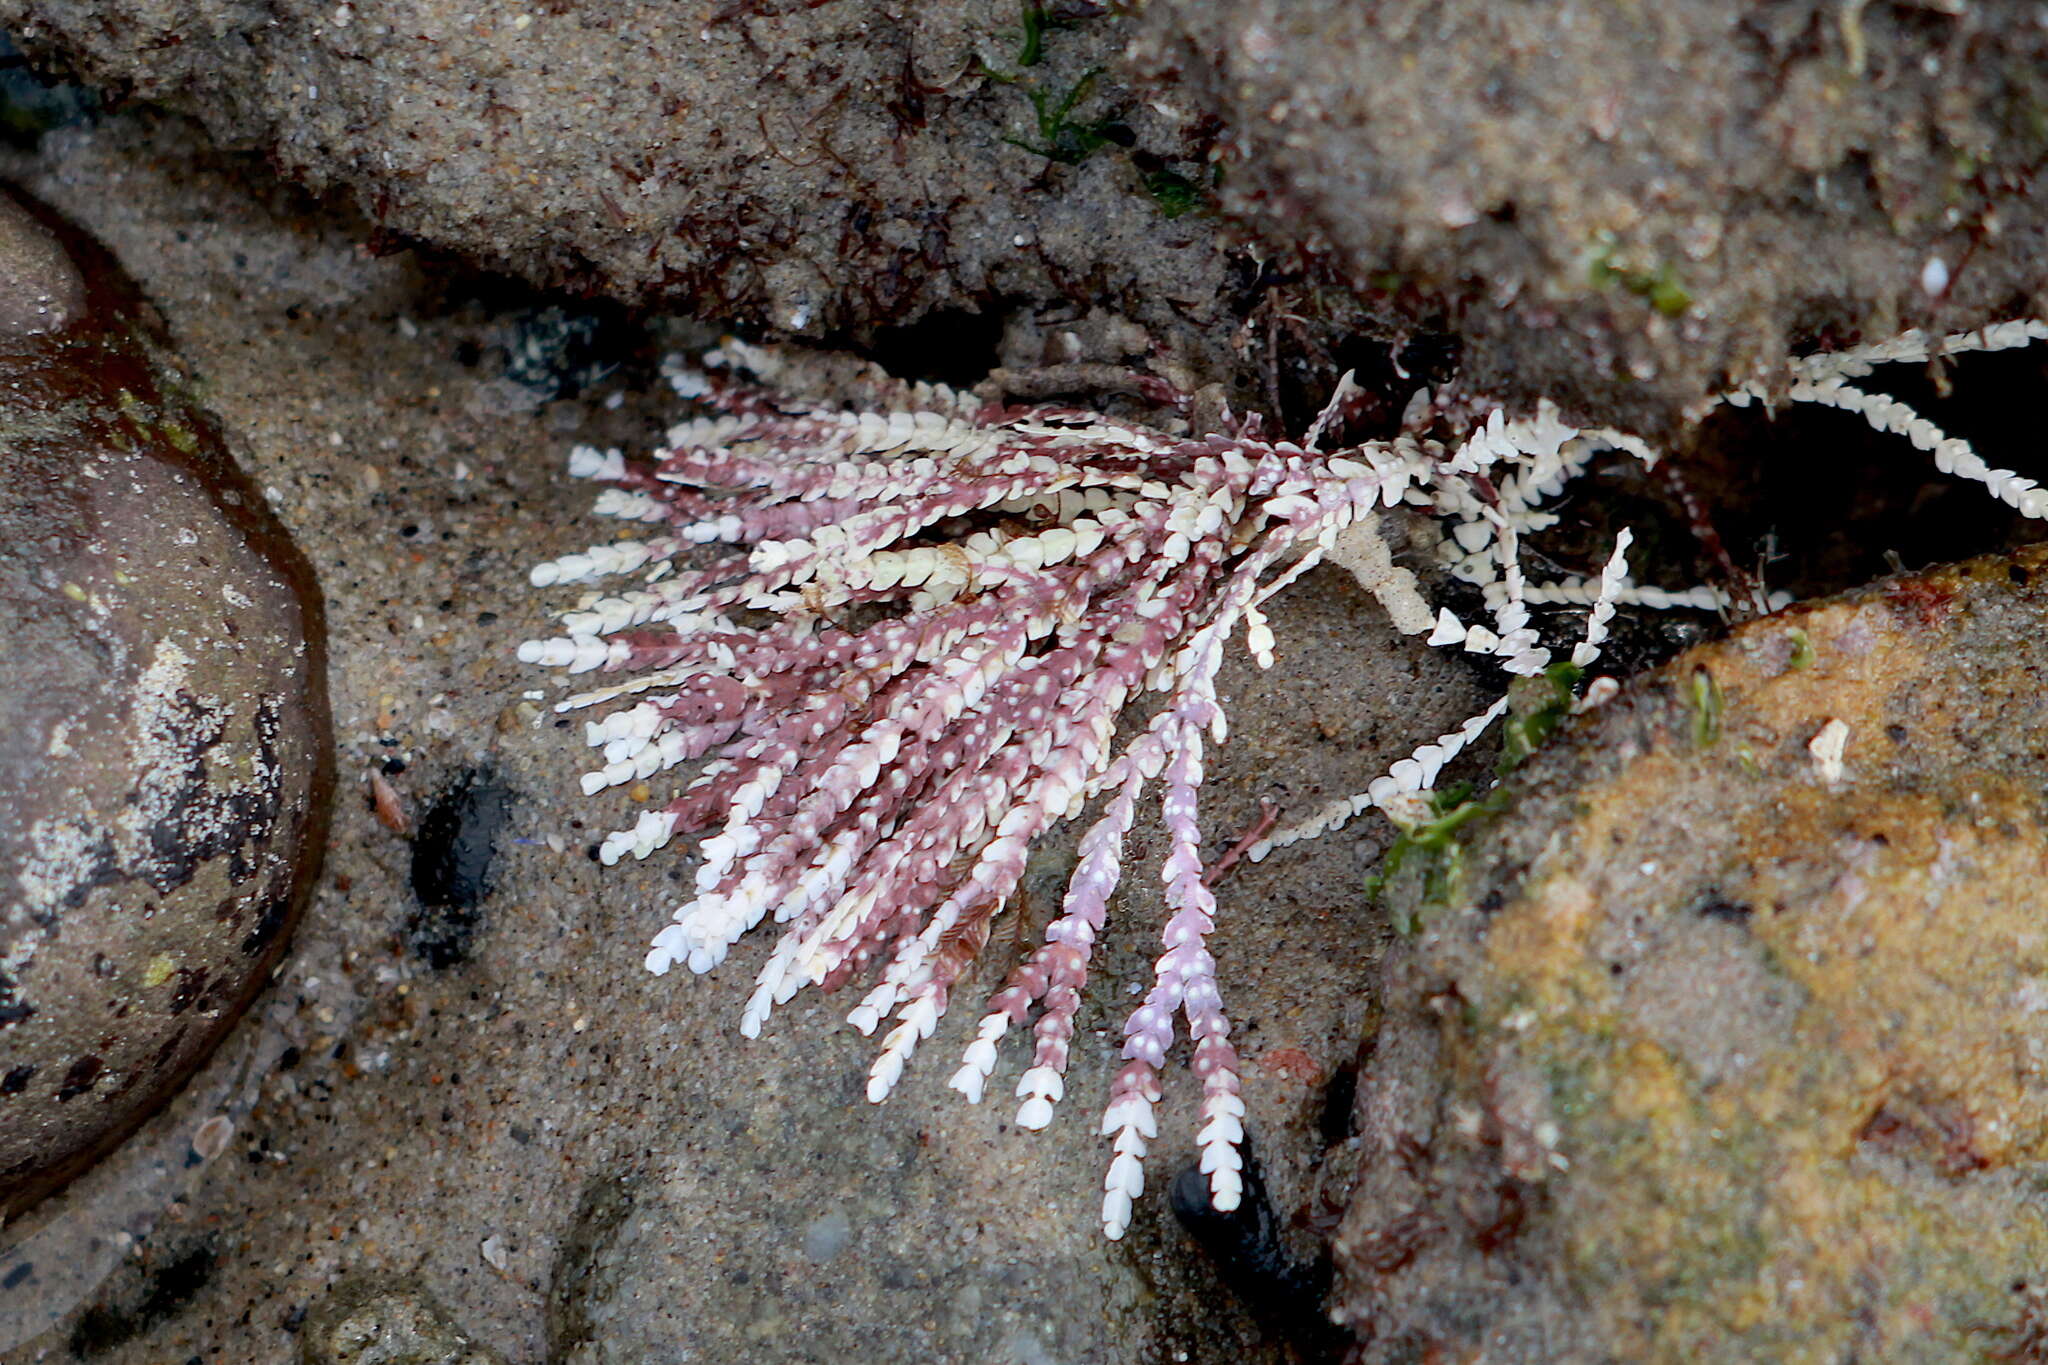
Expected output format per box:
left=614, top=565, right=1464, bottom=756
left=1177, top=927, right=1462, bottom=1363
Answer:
left=15, top=1, right=2048, bottom=430
left=0, top=1, right=1248, bottom=375
left=0, top=31, right=97, bottom=146
left=1324, top=546, right=2048, bottom=1359
left=0, top=182, right=332, bottom=1218
left=301, top=1275, right=506, bottom=1365
left=1130, top=0, right=2048, bottom=430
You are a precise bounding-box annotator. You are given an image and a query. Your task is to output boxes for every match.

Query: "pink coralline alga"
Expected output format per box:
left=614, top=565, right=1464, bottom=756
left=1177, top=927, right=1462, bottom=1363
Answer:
left=519, top=322, right=2045, bottom=1237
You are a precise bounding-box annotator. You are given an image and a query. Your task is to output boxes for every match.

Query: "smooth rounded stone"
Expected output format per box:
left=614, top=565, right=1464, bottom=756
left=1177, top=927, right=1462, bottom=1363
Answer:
left=1129, top=0, right=2048, bottom=430
left=1322, top=546, right=2048, bottom=1360
left=0, top=183, right=332, bottom=1218
left=0, top=1, right=1246, bottom=371
left=301, top=1275, right=507, bottom=1365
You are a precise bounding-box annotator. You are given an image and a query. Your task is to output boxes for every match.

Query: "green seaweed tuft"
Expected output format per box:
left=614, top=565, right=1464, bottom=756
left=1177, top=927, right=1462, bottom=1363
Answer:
left=1688, top=666, right=1723, bottom=748
left=1368, top=783, right=1511, bottom=931
left=1501, top=661, right=1586, bottom=774
left=1587, top=231, right=1693, bottom=317
left=1140, top=166, right=1205, bottom=219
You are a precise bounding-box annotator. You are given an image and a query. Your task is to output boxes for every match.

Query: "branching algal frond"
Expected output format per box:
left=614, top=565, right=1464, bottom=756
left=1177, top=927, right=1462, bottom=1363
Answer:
left=518, top=322, right=2044, bottom=1238
left=517, top=339, right=1657, bottom=1238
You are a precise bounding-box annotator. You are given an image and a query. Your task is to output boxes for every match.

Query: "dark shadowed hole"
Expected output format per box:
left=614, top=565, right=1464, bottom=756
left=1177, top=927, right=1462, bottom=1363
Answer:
left=407, top=767, right=517, bottom=970
left=846, top=309, right=1006, bottom=390
left=1315, top=1059, right=1361, bottom=1146
left=1701, top=344, right=2048, bottom=600
left=1169, top=1143, right=1344, bottom=1363
left=1692, top=892, right=1754, bottom=924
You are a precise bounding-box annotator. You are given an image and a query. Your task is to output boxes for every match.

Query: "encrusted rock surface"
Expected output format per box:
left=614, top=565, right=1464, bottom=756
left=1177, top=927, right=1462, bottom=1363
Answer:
left=1131, top=0, right=2048, bottom=430
left=1326, top=544, right=2048, bottom=1360
left=13, top=2, right=2048, bottom=427
left=12, top=1, right=2048, bottom=427
left=0, top=181, right=331, bottom=1218
left=0, top=0, right=1249, bottom=377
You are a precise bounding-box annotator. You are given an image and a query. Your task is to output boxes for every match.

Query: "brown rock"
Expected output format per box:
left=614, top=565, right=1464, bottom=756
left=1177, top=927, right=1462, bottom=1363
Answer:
left=1325, top=546, right=2048, bottom=1360
left=1130, top=0, right=2048, bottom=431
left=0, top=1, right=1247, bottom=377
left=0, top=183, right=332, bottom=1218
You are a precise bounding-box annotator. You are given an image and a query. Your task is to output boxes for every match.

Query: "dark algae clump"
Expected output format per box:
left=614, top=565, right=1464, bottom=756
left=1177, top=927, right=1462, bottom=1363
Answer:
left=406, top=768, right=514, bottom=969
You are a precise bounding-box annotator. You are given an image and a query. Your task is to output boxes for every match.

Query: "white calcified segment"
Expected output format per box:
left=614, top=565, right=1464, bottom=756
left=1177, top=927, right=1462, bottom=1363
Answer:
left=1574, top=675, right=1621, bottom=712
left=990, top=485, right=1128, bottom=521
left=1248, top=696, right=1511, bottom=860
left=558, top=598, right=726, bottom=641
left=597, top=809, right=681, bottom=881
left=1514, top=580, right=1752, bottom=613
left=859, top=814, right=1045, bottom=1084
left=1494, top=431, right=1598, bottom=510
left=1241, top=603, right=1276, bottom=668
left=1727, top=319, right=2048, bottom=394
left=530, top=538, right=682, bottom=589
left=1790, top=377, right=2048, bottom=520
left=710, top=823, right=869, bottom=972
left=1493, top=400, right=1577, bottom=468
left=1197, top=1087, right=1248, bottom=1205
left=1578, top=425, right=1662, bottom=469
left=841, top=858, right=986, bottom=1038
left=551, top=663, right=717, bottom=713
left=520, top=627, right=640, bottom=674
left=1449, top=518, right=1493, bottom=555
left=591, top=488, right=670, bottom=523
left=1099, top=1088, right=1158, bottom=1241
left=1572, top=529, right=1635, bottom=668
left=1013, top=1064, right=1066, bottom=1130
left=581, top=722, right=722, bottom=793
left=867, top=985, right=948, bottom=1103
left=739, top=929, right=808, bottom=1038
left=1302, top=369, right=1363, bottom=450
left=1456, top=518, right=1545, bottom=676
left=947, top=1013, right=1013, bottom=1104
left=658, top=414, right=748, bottom=451
left=1101, top=1083, right=1159, bottom=1137
left=1709, top=320, right=2048, bottom=520
left=1101, top=1146, right=1145, bottom=1240
left=584, top=700, right=666, bottom=749
left=514, top=327, right=2048, bottom=1240
left=567, top=444, right=628, bottom=481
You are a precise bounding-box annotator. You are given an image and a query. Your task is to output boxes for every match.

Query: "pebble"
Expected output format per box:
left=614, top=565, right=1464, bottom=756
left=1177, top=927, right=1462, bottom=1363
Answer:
left=301, top=1274, right=507, bottom=1365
